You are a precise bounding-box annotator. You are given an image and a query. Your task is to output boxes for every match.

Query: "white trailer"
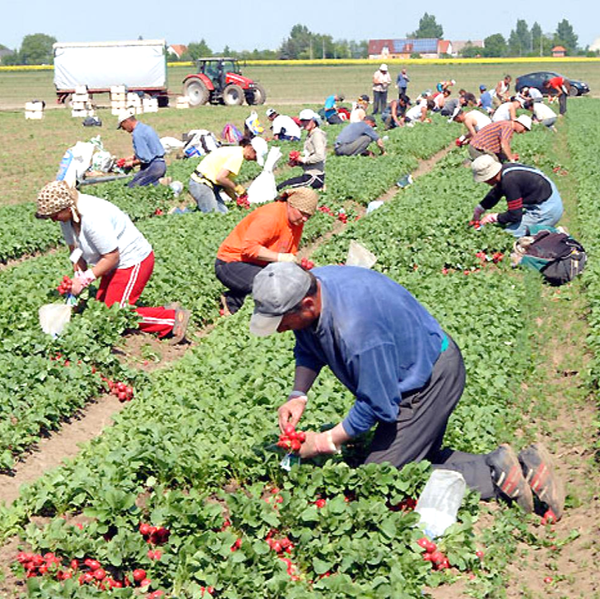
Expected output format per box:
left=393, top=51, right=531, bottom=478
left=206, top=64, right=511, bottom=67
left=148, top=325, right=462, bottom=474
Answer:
left=53, top=40, right=169, bottom=105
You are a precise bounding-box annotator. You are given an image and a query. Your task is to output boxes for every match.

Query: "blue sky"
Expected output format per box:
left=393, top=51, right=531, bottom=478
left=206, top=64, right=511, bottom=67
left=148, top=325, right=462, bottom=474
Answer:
left=2, top=0, right=598, bottom=51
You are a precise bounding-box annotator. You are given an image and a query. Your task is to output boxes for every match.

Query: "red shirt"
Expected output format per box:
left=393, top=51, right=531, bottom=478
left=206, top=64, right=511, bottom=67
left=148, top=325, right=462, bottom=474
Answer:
left=547, top=76, right=564, bottom=89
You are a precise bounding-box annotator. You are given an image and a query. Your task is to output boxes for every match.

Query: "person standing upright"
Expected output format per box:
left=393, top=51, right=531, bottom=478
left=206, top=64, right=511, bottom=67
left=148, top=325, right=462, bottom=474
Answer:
left=396, top=68, right=410, bottom=98
left=372, top=64, right=392, bottom=115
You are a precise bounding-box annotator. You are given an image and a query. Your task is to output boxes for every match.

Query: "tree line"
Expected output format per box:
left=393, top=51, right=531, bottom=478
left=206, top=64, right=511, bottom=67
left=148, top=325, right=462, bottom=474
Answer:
left=1, top=18, right=596, bottom=66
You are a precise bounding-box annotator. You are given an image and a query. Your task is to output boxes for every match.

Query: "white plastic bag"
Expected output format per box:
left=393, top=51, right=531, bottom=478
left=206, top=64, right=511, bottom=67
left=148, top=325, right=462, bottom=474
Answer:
left=346, top=240, right=377, bottom=269
left=39, top=303, right=72, bottom=338
left=56, top=141, right=95, bottom=186
left=91, top=150, right=113, bottom=172
left=415, top=470, right=466, bottom=538
left=247, top=146, right=282, bottom=204
left=160, top=136, right=185, bottom=154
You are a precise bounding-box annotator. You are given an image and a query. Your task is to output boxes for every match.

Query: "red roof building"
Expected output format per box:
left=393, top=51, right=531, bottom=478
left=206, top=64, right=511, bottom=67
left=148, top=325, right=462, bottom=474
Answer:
left=552, top=45, right=566, bottom=57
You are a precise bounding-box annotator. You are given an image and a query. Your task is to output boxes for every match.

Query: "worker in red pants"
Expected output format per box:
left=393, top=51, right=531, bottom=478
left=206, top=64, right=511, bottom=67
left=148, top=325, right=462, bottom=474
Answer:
left=36, top=181, right=190, bottom=343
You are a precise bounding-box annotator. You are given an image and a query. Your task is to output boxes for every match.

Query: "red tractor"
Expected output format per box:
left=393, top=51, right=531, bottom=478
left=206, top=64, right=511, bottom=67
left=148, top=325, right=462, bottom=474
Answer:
left=182, top=57, right=267, bottom=107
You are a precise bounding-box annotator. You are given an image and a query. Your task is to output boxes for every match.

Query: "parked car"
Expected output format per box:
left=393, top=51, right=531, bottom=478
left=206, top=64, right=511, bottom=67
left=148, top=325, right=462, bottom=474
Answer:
left=515, top=71, right=590, bottom=97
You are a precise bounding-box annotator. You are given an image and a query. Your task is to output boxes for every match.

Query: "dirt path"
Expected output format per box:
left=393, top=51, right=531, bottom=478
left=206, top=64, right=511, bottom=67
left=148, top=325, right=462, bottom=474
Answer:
left=428, top=124, right=600, bottom=599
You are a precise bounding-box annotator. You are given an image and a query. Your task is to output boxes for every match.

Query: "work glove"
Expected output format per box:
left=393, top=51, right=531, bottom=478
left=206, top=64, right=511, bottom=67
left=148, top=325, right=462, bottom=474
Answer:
left=234, top=184, right=246, bottom=196
left=472, top=204, right=485, bottom=222
left=481, top=213, right=499, bottom=225
left=455, top=135, right=467, bottom=147
left=277, top=253, right=298, bottom=263
left=71, top=268, right=96, bottom=295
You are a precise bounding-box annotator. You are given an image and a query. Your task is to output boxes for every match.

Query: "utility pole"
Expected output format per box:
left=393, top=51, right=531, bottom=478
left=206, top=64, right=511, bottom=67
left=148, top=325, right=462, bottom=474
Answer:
left=322, top=38, right=326, bottom=59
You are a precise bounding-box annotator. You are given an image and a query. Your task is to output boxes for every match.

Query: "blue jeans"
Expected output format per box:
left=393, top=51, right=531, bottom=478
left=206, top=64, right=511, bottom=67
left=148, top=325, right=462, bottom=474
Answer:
left=189, top=178, right=228, bottom=214
left=505, top=181, right=564, bottom=237
left=127, top=159, right=166, bottom=187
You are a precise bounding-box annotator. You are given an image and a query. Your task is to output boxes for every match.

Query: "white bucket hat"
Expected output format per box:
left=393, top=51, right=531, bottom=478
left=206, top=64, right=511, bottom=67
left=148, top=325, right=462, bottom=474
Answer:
left=472, top=155, right=502, bottom=183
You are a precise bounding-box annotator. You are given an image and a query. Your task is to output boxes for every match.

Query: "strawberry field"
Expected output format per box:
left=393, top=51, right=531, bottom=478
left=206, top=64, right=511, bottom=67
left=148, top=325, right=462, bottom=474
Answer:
left=0, top=99, right=598, bottom=598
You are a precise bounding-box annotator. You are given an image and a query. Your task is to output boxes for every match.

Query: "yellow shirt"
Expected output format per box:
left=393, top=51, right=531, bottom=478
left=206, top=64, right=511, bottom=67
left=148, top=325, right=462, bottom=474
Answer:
left=192, top=146, right=244, bottom=185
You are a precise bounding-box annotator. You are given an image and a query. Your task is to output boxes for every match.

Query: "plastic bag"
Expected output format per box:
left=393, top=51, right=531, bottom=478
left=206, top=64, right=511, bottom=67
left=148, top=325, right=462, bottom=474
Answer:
left=245, top=111, right=264, bottom=135
left=91, top=150, right=113, bottom=172
left=160, top=136, right=185, bottom=154
left=247, top=146, right=282, bottom=204
left=346, top=240, right=377, bottom=268
left=56, top=141, right=95, bottom=186
left=39, top=303, right=72, bottom=338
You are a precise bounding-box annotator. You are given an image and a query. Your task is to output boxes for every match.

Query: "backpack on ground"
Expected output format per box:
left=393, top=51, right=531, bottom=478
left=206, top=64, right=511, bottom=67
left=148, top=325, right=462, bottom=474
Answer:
left=221, top=123, right=244, bottom=144
left=183, top=129, right=220, bottom=158
left=511, top=225, right=587, bottom=286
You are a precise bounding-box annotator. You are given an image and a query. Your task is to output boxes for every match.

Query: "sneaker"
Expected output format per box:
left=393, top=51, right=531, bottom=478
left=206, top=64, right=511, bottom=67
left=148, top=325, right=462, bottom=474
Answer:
left=159, top=176, right=173, bottom=186
left=487, top=444, right=534, bottom=512
left=169, top=308, right=190, bottom=345
left=518, top=443, right=565, bottom=520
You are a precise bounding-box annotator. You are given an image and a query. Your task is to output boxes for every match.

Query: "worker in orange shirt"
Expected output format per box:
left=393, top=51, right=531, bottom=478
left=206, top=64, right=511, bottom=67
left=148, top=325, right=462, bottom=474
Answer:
left=214, top=188, right=318, bottom=314
left=544, top=75, right=571, bottom=116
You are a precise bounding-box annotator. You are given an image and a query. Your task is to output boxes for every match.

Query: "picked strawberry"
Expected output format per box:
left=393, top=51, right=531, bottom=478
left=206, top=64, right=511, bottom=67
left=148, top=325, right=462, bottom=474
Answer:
left=300, top=257, right=315, bottom=270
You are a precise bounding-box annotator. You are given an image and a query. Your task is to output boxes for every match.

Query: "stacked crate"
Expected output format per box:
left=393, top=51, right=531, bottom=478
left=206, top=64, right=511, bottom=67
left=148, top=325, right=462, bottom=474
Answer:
left=126, top=92, right=143, bottom=115
left=176, top=96, right=190, bottom=109
left=143, top=97, right=159, bottom=113
left=110, top=85, right=127, bottom=116
left=24, top=101, right=44, bottom=120
left=71, top=85, right=95, bottom=118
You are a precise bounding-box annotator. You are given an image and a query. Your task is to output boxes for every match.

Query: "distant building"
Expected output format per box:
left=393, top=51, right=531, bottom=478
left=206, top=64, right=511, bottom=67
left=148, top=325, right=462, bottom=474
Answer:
left=551, top=45, right=566, bottom=57
left=368, top=38, right=483, bottom=59
left=167, top=44, right=188, bottom=59
left=452, top=40, right=485, bottom=56
left=0, top=47, right=13, bottom=63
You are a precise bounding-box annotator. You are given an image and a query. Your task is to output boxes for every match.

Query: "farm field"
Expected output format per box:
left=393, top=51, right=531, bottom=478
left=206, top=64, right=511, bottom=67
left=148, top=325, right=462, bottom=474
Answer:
left=0, top=62, right=599, bottom=597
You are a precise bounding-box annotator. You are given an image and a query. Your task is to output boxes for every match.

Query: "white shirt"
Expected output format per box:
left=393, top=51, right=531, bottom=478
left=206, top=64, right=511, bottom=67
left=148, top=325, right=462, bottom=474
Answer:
left=467, top=110, right=492, bottom=131
left=533, top=103, right=557, bottom=121
left=61, top=193, right=152, bottom=269
left=529, top=87, right=543, bottom=101
left=492, top=102, right=513, bottom=123
left=405, top=100, right=426, bottom=121
left=271, top=115, right=301, bottom=139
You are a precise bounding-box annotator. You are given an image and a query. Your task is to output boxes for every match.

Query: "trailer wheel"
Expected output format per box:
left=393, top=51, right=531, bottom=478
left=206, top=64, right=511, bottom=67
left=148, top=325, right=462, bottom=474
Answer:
left=246, top=83, right=267, bottom=106
left=223, top=84, right=244, bottom=106
left=184, top=79, right=209, bottom=107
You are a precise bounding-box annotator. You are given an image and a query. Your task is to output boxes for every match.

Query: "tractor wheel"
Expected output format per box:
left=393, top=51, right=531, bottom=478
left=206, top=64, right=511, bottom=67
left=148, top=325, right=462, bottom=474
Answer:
left=183, top=79, right=209, bottom=107
left=223, top=84, right=244, bottom=106
left=246, top=83, right=267, bottom=105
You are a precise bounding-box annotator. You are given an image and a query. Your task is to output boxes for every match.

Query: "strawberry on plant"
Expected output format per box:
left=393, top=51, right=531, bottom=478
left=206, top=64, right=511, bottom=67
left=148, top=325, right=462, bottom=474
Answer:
left=133, top=569, right=147, bottom=583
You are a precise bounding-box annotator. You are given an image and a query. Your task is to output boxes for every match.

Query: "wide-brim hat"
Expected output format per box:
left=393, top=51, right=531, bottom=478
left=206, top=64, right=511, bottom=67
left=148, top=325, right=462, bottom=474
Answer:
left=471, top=155, right=502, bottom=183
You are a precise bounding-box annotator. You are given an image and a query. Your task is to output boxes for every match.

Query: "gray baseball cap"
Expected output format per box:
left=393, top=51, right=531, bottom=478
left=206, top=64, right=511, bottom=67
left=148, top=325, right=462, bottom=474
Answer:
left=250, top=263, right=312, bottom=336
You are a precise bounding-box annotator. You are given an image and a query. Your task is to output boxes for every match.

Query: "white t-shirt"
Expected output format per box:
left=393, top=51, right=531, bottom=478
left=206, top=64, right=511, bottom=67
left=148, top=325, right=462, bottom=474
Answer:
left=272, top=115, right=301, bottom=139
left=533, top=103, right=557, bottom=121
left=405, top=100, right=426, bottom=121
left=492, top=102, right=513, bottom=122
left=61, top=193, right=152, bottom=269
left=467, top=110, right=492, bottom=132
left=529, top=87, right=543, bottom=102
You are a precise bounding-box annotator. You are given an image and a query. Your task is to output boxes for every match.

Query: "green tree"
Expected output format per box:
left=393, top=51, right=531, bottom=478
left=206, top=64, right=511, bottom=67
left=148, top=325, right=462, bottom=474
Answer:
left=408, top=13, right=443, bottom=39
left=186, top=39, right=212, bottom=60
left=483, top=33, right=508, bottom=57
left=279, top=24, right=313, bottom=59
left=508, top=19, right=532, bottom=56
left=554, top=19, right=578, bottom=54
left=530, top=22, right=543, bottom=56
left=460, top=43, right=483, bottom=58
left=19, top=33, right=56, bottom=65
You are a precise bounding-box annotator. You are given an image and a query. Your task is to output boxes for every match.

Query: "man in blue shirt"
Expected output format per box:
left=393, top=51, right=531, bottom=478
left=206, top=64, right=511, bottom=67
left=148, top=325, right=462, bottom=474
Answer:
left=249, top=263, right=564, bottom=518
left=323, top=94, right=344, bottom=124
left=478, top=85, right=493, bottom=114
left=334, top=116, right=386, bottom=157
left=117, top=111, right=167, bottom=188
left=396, top=68, right=410, bottom=97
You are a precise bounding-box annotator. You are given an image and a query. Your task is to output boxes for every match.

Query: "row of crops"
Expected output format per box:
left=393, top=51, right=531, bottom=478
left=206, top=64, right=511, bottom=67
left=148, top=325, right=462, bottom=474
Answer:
left=0, top=118, right=458, bottom=472
left=0, top=108, right=575, bottom=597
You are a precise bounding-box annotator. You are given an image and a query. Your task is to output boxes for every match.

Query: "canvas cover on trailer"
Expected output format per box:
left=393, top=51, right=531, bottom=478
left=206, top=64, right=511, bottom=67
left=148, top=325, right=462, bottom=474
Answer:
left=53, top=40, right=167, bottom=91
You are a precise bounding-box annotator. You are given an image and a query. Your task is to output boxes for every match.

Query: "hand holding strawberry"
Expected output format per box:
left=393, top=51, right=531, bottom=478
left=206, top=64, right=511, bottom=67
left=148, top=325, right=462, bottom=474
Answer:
left=57, top=275, right=73, bottom=295
left=288, top=150, right=301, bottom=166
left=277, top=395, right=307, bottom=432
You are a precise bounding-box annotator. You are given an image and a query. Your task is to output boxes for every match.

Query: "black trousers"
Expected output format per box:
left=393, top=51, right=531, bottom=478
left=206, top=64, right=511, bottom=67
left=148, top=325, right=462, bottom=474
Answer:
left=214, top=259, right=264, bottom=314
left=365, top=335, right=497, bottom=499
left=277, top=172, right=325, bottom=191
